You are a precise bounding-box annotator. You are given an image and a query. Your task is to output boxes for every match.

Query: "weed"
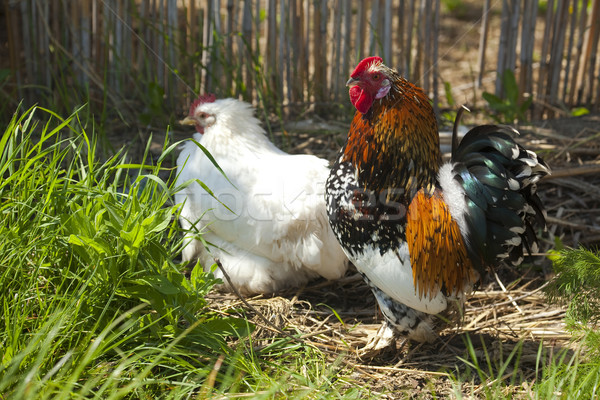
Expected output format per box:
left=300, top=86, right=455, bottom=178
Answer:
left=482, top=69, right=532, bottom=124
left=0, top=105, right=245, bottom=398
left=0, top=105, right=373, bottom=399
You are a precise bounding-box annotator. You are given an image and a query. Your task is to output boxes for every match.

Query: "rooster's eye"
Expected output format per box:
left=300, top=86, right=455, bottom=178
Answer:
left=372, top=73, right=380, bottom=80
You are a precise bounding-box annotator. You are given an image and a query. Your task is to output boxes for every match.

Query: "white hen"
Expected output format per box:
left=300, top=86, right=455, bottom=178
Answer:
left=175, top=94, right=348, bottom=294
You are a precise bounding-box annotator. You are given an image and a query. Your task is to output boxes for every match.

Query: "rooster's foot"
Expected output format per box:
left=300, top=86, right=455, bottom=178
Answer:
left=359, top=321, right=399, bottom=359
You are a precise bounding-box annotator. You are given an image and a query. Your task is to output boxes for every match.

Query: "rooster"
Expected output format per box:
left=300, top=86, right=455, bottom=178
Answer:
left=175, top=94, right=348, bottom=295
left=326, top=57, right=549, bottom=355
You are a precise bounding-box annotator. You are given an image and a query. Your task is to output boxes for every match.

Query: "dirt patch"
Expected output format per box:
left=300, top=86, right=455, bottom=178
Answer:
left=206, top=268, right=569, bottom=397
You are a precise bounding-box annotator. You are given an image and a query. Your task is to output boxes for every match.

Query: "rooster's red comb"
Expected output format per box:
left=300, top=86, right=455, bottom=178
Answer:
left=189, top=93, right=217, bottom=115
left=350, top=56, right=383, bottom=78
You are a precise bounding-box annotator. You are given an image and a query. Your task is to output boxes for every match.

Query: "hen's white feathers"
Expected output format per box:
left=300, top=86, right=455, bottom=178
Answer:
left=175, top=98, right=348, bottom=294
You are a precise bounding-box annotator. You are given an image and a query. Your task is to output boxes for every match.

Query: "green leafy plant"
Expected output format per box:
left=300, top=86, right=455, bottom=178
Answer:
left=440, top=80, right=458, bottom=128
left=571, top=106, right=590, bottom=117
left=482, top=69, right=532, bottom=124
left=139, top=81, right=167, bottom=125
left=546, top=247, right=600, bottom=329
left=538, top=247, right=600, bottom=397
left=0, top=105, right=251, bottom=398
left=442, top=0, right=468, bottom=18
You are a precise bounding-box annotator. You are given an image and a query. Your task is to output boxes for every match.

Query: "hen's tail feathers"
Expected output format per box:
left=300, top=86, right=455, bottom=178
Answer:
left=451, top=124, right=550, bottom=271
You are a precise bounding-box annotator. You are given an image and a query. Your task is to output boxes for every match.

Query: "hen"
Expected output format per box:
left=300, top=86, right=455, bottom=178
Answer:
left=175, top=94, right=348, bottom=294
left=326, top=57, right=549, bottom=355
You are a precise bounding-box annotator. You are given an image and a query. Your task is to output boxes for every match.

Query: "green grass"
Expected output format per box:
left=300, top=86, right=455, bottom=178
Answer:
left=446, top=248, right=600, bottom=399
left=0, top=105, right=370, bottom=399
left=447, top=335, right=600, bottom=399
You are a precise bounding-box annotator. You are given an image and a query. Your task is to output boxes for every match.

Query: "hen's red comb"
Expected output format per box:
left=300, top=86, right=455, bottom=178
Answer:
left=189, top=93, right=217, bottom=115
left=350, top=56, right=383, bottom=78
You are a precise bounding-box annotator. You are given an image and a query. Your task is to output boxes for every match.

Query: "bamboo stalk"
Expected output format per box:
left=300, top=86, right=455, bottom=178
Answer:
left=544, top=164, right=600, bottom=180
left=20, top=0, right=33, bottom=100
left=90, top=0, right=98, bottom=87
left=53, top=0, right=61, bottom=89
left=5, top=0, right=23, bottom=101
left=30, top=1, right=122, bottom=110
left=507, top=0, right=520, bottom=76
left=568, top=0, right=588, bottom=106
left=313, top=0, right=327, bottom=104
left=235, top=0, right=243, bottom=97
left=320, top=0, right=329, bottom=103
left=136, top=0, right=146, bottom=82
left=397, top=0, right=406, bottom=74
left=8, top=0, right=597, bottom=124
left=290, top=0, right=300, bottom=103
left=383, top=0, right=392, bottom=62
left=495, top=0, right=508, bottom=96
left=304, top=0, right=311, bottom=102
left=255, top=0, right=262, bottom=103
left=201, top=0, right=213, bottom=93
left=519, top=0, right=537, bottom=106
left=368, top=0, right=380, bottom=57
left=332, top=0, right=343, bottom=101
left=104, top=0, right=114, bottom=91
left=254, top=0, right=260, bottom=68
left=221, top=0, right=232, bottom=95
left=124, top=0, right=133, bottom=93
left=39, top=0, right=51, bottom=89
left=31, top=0, right=40, bottom=92
left=116, top=0, right=125, bottom=92
left=213, top=0, right=222, bottom=95
left=283, top=0, right=291, bottom=105
left=535, top=0, right=555, bottom=119
left=413, top=0, right=425, bottom=86
left=495, top=0, right=519, bottom=97
left=77, top=0, right=88, bottom=88
left=158, top=0, right=165, bottom=89
left=405, top=0, right=415, bottom=79
left=278, top=0, right=285, bottom=103
left=298, top=1, right=310, bottom=102
left=432, top=0, right=440, bottom=120
left=71, top=0, right=81, bottom=85
left=186, top=0, right=196, bottom=99
left=341, top=0, right=351, bottom=82
left=242, top=0, right=252, bottom=100
left=422, top=0, right=431, bottom=93
left=561, top=0, right=578, bottom=103
left=583, top=0, right=600, bottom=105
left=546, top=0, right=570, bottom=111
left=167, top=0, right=179, bottom=105
left=356, top=0, right=366, bottom=60
left=266, top=0, right=277, bottom=102
left=596, top=50, right=600, bottom=111
left=477, top=0, right=491, bottom=88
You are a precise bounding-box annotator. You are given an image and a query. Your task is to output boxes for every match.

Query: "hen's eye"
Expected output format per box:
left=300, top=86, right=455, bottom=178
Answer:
left=372, top=73, right=381, bottom=80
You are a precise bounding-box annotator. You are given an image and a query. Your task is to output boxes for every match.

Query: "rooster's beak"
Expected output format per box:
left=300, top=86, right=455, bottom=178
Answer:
left=179, top=116, right=197, bottom=126
left=346, top=77, right=359, bottom=87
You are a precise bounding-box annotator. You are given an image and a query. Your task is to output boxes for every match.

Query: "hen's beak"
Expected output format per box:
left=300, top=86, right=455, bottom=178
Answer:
left=179, top=116, right=197, bottom=126
left=346, top=77, right=360, bottom=87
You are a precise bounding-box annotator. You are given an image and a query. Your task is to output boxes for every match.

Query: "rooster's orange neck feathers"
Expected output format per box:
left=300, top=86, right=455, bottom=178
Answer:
left=343, top=76, right=440, bottom=200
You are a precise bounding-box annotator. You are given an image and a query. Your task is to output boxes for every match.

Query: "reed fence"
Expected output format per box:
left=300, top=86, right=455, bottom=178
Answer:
left=3, top=0, right=600, bottom=120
